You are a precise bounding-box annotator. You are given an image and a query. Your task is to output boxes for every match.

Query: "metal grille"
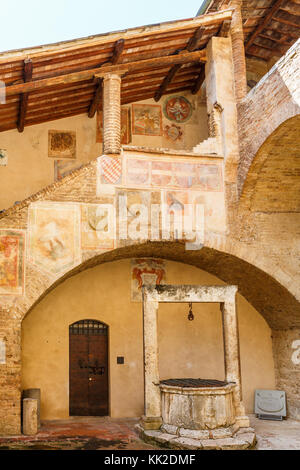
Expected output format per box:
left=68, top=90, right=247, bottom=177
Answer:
left=69, top=319, right=108, bottom=336
left=160, top=378, right=230, bottom=388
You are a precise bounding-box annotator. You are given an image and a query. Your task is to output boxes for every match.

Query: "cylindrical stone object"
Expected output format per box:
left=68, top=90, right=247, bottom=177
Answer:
left=23, top=388, right=41, bottom=428
left=22, top=398, right=38, bottom=436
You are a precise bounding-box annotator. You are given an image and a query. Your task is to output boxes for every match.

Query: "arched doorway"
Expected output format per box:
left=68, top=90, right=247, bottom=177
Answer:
left=69, top=319, right=109, bottom=416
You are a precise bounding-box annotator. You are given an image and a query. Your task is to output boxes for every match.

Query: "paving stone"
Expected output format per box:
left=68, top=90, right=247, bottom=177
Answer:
left=211, top=427, right=233, bottom=439
left=161, top=424, right=178, bottom=435
left=179, top=428, right=210, bottom=439
left=237, top=432, right=256, bottom=446
left=235, top=426, right=255, bottom=435
left=171, top=437, right=203, bottom=450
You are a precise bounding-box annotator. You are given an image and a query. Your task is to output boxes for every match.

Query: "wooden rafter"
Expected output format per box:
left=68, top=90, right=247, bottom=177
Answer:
left=191, top=66, right=205, bottom=95
left=17, top=59, right=33, bottom=132
left=111, top=39, right=125, bottom=65
left=87, top=78, right=103, bottom=118
left=5, top=49, right=206, bottom=98
left=154, top=27, right=205, bottom=102
left=88, top=39, right=125, bottom=118
left=245, top=0, right=285, bottom=53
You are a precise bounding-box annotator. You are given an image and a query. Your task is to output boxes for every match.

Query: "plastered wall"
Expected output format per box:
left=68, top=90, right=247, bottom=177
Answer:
left=21, top=258, right=275, bottom=420
left=0, top=90, right=208, bottom=212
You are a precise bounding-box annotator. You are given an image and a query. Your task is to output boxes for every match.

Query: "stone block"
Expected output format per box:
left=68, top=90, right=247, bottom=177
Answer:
left=211, top=427, right=233, bottom=439
left=179, top=428, right=210, bottom=439
left=161, top=424, right=178, bottom=435
left=171, top=437, right=203, bottom=450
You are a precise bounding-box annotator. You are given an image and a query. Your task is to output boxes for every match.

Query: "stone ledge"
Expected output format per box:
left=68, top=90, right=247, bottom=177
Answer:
left=136, top=424, right=256, bottom=450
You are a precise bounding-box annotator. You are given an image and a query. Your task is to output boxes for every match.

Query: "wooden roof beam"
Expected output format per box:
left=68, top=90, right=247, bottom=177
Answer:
left=191, top=66, right=205, bottom=95
left=5, top=49, right=206, bottom=97
left=154, top=27, right=205, bottom=102
left=245, top=0, right=285, bottom=53
left=111, top=39, right=125, bottom=64
left=88, top=39, right=125, bottom=118
left=17, top=59, right=33, bottom=132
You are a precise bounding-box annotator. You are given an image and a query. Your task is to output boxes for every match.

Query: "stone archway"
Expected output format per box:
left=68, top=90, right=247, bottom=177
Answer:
left=1, top=239, right=300, bottom=434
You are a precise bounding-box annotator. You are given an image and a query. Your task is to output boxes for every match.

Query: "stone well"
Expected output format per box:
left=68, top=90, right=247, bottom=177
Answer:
left=136, top=377, right=256, bottom=450
left=160, top=378, right=236, bottom=431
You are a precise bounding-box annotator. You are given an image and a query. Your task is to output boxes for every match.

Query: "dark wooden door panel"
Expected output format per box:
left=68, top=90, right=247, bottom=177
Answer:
left=88, top=334, right=108, bottom=416
left=69, top=334, right=89, bottom=415
left=69, top=320, right=108, bottom=416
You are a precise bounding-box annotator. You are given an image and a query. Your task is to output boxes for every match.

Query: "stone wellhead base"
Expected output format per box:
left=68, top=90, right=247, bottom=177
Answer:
left=136, top=423, right=256, bottom=450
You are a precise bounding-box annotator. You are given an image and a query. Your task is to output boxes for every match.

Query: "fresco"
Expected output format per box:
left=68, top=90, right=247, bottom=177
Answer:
left=81, top=203, right=115, bottom=251
left=0, top=230, right=25, bottom=296
left=54, top=160, right=83, bottom=181
left=164, top=124, right=183, bottom=142
left=48, top=130, right=76, bottom=159
left=132, top=104, right=162, bottom=136
left=125, top=157, right=222, bottom=192
left=99, top=156, right=122, bottom=185
left=28, top=202, right=81, bottom=275
left=96, top=108, right=131, bottom=144
left=0, top=149, right=7, bottom=166
left=163, top=96, right=192, bottom=123
left=131, top=258, right=166, bottom=302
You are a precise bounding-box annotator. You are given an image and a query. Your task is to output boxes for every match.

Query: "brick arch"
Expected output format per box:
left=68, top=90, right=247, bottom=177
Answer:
left=17, top=239, right=299, bottom=330
left=239, top=114, right=300, bottom=212
left=237, top=40, right=300, bottom=197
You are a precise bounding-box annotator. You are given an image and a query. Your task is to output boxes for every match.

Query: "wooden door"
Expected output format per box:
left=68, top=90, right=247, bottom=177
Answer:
left=69, top=320, right=108, bottom=416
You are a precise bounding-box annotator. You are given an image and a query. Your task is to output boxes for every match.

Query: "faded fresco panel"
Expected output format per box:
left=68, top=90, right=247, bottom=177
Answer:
left=28, top=202, right=81, bottom=276
left=0, top=230, right=25, bottom=296
left=132, top=104, right=162, bottom=136
left=96, top=108, right=131, bottom=144
left=126, top=158, right=151, bottom=187
left=125, top=156, right=222, bottom=192
left=54, top=160, right=83, bottom=181
left=48, top=130, right=76, bottom=159
left=81, top=203, right=115, bottom=251
left=131, top=258, right=166, bottom=302
left=196, top=164, right=223, bottom=191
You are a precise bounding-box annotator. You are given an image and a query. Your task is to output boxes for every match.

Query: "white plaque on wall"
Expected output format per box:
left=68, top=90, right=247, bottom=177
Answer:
left=255, top=389, right=286, bottom=419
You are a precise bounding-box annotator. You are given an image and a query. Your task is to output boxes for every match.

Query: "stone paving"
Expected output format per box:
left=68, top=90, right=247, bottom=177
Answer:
left=0, top=415, right=299, bottom=450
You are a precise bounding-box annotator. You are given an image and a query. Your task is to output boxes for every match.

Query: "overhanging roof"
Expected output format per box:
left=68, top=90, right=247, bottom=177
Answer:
left=0, top=9, right=232, bottom=133
left=202, top=0, right=300, bottom=61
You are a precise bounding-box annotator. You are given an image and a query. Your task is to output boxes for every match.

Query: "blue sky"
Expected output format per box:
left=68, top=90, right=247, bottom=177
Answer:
left=1, top=0, right=204, bottom=52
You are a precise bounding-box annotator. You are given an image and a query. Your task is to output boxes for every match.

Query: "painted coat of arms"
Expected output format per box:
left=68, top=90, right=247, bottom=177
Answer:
left=132, top=104, right=162, bottom=136
left=48, top=130, right=76, bottom=159
left=81, top=203, right=115, bottom=251
left=131, top=258, right=166, bottom=301
left=28, top=202, right=81, bottom=276
left=0, top=230, right=25, bottom=295
left=163, top=96, right=192, bottom=123
left=100, top=156, right=122, bottom=185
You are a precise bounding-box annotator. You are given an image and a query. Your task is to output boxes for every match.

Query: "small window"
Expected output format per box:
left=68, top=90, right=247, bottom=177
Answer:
left=69, top=319, right=108, bottom=335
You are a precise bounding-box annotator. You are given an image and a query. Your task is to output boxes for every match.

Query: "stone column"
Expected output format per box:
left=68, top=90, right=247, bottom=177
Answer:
left=22, top=398, right=38, bottom=436
left=102, top=73, right=121, bottom=154
left=230, top=0, right=247, bottom=101
left=221, top=299, right=249, bottom=428
left=142, top=298, right=162, bottom=430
